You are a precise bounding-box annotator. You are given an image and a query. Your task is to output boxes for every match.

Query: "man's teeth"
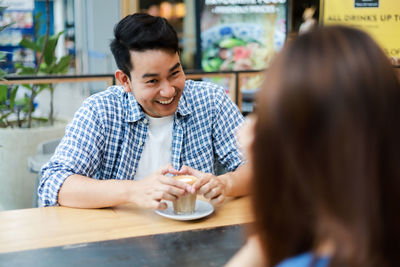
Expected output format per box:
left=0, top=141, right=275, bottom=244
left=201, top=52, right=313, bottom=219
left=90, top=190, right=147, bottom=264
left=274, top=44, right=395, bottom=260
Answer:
left=158, top=97, right=174, bottom=104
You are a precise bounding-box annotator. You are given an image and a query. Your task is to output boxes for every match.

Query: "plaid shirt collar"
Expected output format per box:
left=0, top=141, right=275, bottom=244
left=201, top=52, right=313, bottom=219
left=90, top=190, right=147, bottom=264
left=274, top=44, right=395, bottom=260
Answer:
left=122, top=86, right=192, bottom=123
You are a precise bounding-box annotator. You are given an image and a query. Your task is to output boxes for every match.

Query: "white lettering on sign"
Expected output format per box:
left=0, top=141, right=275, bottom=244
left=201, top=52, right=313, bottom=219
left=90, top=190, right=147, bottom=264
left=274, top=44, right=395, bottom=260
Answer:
left=205, top=0, right=286, bottom=5
left=211, top=5, right=277, bottom=14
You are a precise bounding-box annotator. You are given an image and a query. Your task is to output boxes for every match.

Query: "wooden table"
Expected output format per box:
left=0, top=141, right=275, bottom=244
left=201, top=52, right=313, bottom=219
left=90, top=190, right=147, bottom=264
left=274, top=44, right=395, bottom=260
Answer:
left=0, top=196, right=253, bottom=254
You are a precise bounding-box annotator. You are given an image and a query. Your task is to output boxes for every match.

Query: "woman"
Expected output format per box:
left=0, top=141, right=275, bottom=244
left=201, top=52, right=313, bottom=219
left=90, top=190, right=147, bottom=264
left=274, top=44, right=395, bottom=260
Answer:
left=228, top=26, right=400, bottom=267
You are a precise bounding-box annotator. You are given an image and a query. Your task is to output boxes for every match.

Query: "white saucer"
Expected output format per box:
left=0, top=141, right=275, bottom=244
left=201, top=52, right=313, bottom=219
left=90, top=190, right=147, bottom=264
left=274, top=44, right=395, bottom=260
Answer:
left=154, top=200, right=214, bottom=221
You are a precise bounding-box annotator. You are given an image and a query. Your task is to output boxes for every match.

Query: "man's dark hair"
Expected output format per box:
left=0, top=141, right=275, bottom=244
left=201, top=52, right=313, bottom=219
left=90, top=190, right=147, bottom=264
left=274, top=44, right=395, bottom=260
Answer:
left=110, top=13, right=179, bottom=78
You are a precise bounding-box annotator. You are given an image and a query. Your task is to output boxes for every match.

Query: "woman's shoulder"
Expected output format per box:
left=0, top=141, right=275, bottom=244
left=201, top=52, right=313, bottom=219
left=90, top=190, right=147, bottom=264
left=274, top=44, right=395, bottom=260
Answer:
left=275, top=252, right=330, bottom=267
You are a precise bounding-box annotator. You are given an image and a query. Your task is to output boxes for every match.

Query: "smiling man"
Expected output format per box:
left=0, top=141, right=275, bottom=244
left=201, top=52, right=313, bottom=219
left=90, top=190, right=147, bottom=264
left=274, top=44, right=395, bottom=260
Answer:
left=38, top=13, right=250, bottom=210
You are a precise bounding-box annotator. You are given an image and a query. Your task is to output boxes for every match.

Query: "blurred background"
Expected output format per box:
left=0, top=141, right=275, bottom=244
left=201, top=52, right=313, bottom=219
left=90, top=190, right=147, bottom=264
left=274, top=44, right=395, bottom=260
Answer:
left=0, top=0, right=399, bottom=210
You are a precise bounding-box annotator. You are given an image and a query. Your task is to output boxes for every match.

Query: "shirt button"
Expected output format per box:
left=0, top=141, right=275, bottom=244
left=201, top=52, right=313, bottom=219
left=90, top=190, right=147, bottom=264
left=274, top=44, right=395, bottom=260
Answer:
left=139, top=141, right=143, bottom=146
left=143, top=119, right=148, bottom=124
left=131, top=170, right=135, bottom=176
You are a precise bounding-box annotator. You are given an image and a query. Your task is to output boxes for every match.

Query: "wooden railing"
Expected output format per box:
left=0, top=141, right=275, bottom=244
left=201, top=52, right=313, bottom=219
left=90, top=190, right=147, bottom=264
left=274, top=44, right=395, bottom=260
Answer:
left=2, top=66, right=398, bottom=112
left=1, top=71, right=265, bottom=111
left=1, top=74, right=116, bottom=87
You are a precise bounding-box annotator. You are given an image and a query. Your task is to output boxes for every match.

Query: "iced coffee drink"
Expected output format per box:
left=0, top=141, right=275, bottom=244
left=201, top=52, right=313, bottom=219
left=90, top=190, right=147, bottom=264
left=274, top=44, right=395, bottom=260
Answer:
left=173, top=175, right=198, bottom=214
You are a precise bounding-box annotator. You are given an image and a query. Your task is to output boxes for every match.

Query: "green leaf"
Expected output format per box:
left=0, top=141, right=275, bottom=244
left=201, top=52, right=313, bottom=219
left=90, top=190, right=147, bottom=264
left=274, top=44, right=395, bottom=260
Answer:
left=14, top=62, right=22, bottom=69
left=17, top=95, right=32, bottom=113
left=20, top=84, right=33, bottom=91
left=17, top=66, right=36, bottom=75
left=54, top=55, right=71, bottom=74
left=34, top=12, right=43, bottom=37
left=20, top=38, right=40, bottom=52
left=23, top=99, right=32, bottom=113
left=44, top=40, right=56, bottom=66
left=0, top=68, right=6, bottom=79
left=39, top=63, right=51, bottom=74
left=0, top=22, right=14, bottom=32
left=0, top=111, right=12, bottom=122
left=36, top=35, right=45, bottom=51
left=44, top=31, right=64, bottom=66
left=0, top=84, right=7, bottom=102
left=31, top=116, right=48, bottom=122
left=0, top=106, right=10, bottom=115
left=37, top=84, right=50, bottom=94
left=9, top=86, right=18, bottom=109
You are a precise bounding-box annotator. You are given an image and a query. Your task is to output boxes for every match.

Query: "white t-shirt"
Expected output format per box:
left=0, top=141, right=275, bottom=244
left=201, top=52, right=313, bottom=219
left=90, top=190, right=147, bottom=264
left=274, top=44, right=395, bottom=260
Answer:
left=134, top=115, right=174, bottom=180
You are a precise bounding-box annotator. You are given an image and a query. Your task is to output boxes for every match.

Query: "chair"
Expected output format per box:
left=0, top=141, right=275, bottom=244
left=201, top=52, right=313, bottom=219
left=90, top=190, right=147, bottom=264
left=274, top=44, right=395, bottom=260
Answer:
left=28, top=138, right=61, bottom=207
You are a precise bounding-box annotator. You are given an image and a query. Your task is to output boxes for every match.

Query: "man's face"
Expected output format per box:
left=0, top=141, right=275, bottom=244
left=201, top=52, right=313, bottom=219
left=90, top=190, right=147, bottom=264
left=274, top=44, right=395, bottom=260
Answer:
left=125, top=49, right=186, bottom=118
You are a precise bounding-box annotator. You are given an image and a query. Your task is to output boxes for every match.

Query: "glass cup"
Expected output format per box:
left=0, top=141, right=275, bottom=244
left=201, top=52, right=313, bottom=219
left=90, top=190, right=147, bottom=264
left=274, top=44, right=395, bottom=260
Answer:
left=173, top=175, right=198, bottom=214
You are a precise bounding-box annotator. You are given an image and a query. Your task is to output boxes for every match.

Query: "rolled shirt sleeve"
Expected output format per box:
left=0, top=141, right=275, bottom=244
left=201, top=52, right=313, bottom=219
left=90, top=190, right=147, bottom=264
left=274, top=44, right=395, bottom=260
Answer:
left=38, top=100, right=105, bottom=206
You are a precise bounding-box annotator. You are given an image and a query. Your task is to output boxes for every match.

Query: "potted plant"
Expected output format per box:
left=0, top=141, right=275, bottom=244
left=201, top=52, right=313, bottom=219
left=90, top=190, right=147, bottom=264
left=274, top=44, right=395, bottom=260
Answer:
left=0, top=0, right=71, bottom=210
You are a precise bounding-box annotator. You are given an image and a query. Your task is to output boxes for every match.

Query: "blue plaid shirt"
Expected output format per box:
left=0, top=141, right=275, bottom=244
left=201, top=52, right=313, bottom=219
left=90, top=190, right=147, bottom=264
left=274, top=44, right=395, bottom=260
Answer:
left=39, top=80, right=244, bottom=206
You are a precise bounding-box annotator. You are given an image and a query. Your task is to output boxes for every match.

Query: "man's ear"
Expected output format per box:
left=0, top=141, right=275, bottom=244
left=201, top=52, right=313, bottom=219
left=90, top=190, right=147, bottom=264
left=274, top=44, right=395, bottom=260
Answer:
left=115, top=70, right=132, bottom=92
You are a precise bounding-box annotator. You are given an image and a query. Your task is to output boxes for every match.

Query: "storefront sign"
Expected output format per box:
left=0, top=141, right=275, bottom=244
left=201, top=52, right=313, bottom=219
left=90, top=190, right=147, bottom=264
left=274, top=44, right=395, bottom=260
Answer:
left=321, top=0, right=400, bottom=65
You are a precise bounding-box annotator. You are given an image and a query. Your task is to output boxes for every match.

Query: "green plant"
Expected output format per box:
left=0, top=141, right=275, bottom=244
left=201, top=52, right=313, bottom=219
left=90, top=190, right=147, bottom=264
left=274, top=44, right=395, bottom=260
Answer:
left=0, top=1, right=16, bottom=127
left=0, top=0, right=71, bottom=128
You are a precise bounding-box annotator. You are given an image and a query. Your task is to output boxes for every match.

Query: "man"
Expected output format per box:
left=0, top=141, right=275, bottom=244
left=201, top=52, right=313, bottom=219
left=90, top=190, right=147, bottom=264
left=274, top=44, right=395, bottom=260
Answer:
left=39, top=13, right=250, bottom=209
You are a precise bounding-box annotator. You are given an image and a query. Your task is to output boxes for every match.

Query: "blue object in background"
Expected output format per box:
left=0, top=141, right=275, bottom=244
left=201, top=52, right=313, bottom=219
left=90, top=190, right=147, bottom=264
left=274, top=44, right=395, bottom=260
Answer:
left=0, top=1, right=55, bottom=73
left=33, top=0, right=54, bottom=36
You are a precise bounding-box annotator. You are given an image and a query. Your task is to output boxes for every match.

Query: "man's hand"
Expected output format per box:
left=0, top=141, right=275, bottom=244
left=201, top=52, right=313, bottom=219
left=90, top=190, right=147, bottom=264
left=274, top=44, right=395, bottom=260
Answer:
left=129, top=164, right=190, bottom=210
left=174, top=165, right=228, bottom=206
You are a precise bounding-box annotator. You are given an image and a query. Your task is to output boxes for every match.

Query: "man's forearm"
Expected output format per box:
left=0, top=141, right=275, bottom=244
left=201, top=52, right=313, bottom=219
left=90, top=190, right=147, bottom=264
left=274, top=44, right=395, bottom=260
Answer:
left=58, top=174, right=133, bottom=208
left=219, top=164, right=252, bottom=197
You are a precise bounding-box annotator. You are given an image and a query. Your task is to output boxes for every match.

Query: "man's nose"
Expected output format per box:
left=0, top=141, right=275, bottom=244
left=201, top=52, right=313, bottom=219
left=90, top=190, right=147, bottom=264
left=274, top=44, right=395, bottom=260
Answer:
left=160, top=81, right=175, bottom=97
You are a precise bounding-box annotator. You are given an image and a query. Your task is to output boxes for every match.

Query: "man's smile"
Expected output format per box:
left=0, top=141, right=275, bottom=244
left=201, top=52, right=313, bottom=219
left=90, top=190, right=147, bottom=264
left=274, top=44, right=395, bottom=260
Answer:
left=156, top=96, right=174, bottom=105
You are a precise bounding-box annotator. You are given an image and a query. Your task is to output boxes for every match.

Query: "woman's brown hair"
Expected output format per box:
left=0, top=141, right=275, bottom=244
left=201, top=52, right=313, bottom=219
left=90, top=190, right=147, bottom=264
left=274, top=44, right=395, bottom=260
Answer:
left=251, top=26, right=400, bottom=267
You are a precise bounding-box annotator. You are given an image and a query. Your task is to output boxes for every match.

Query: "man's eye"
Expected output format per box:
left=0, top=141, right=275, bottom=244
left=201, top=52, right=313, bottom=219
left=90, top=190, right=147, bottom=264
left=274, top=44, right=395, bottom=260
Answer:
left=170, top=71, right=180, bottom=77
left=147, top=79, right=158, bottom=84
